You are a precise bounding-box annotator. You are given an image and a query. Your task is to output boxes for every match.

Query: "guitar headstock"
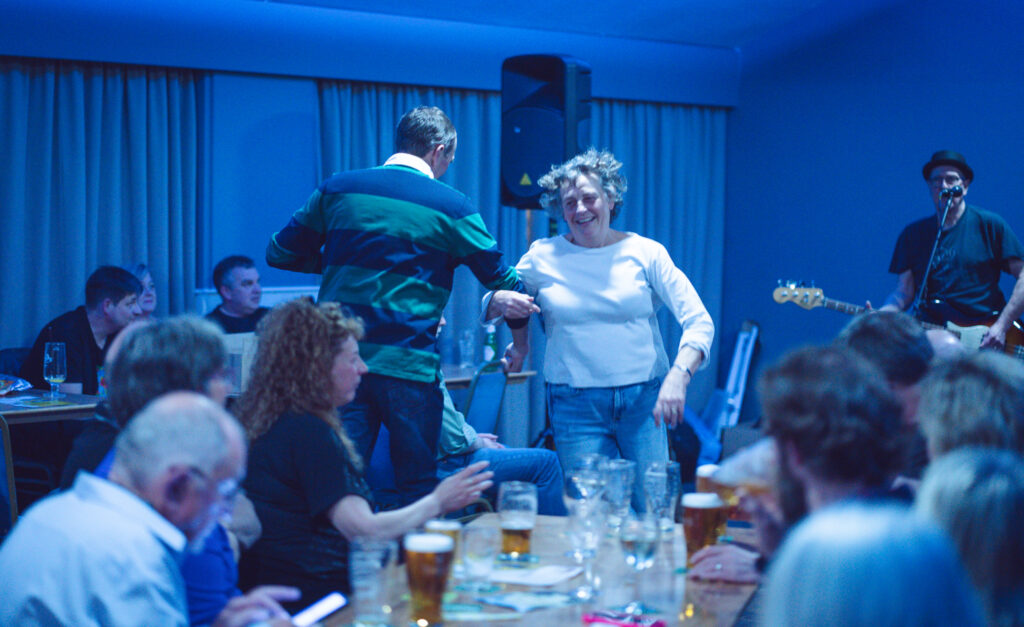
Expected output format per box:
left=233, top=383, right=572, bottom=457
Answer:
left=773, top=281, right=825, bottom=310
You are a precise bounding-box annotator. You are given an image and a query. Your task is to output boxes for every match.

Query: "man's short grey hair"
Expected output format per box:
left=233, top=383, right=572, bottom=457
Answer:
left=917, top=351, right=1024, bottom=457
left=763, top=503, right=986, bottom=627
left=538, top=148, right=627, bottom=220
left=107, top=316, right=228, bottom=427
left=114, top=392, right=244, bottom=488
left=395, top=106, right=457, bottom=159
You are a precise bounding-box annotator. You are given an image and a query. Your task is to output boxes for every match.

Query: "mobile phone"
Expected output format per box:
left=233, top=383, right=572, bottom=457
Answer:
left=291, top=591, right=348, bottom=627
left=582, top=610, right=666, bottom=627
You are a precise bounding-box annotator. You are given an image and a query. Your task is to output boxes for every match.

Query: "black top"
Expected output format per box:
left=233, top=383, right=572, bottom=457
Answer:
left=19, top=306, right=108, bottom=395
left=241, top=412, right=371, bottom=608
left=58, top=402, right=119, bottom=489
left=889, top=205, right=1024, bottom=322
left=204, top=306, right=270, bottom=334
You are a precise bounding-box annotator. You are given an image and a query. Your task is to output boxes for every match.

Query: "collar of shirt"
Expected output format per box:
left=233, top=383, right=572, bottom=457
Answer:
left=383, top=152, right=434, bottom=178
left=73, top=471, right=188, bottom=555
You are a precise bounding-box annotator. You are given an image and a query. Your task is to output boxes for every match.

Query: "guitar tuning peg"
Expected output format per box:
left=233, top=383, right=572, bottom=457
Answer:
left=808, top=280, right=816, bottom=288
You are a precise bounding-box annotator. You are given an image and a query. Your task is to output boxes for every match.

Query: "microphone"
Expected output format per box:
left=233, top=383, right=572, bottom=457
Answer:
left=940, top=186, right=964, bottom=198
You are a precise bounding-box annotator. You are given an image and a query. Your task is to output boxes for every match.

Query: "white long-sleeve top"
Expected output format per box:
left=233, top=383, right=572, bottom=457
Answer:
left=516, top=233, right=714, bottom=388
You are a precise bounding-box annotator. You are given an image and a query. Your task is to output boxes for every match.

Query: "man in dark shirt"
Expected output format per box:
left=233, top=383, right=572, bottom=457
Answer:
left=881, top=150, right=1024, bottom=349
left=204, top=255, right=270, bottom=334
left=20, top=266, right=141, bottom=396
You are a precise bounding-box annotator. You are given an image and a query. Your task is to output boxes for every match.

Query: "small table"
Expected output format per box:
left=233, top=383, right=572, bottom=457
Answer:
left=326, top=514, right=756, bottom=626
left=0, top=391, right=100, bottom=426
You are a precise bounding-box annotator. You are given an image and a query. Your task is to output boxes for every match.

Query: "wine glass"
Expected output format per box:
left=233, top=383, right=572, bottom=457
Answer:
left=567, top=499, right=605, bottom=601
left=618, top=514, right=661, bottom=619
left=43, top=342, right=67, bottom=399
left=601, top=459, right=636, bottom=532
left=644, top=461, right=681, bottom=535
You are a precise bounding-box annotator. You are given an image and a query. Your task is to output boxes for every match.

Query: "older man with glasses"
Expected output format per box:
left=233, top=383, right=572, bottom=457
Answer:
left=880, top=150, right=1024, bottom=350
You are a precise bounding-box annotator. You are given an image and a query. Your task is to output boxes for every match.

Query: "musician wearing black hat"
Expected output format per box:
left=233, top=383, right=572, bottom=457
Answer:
left=880, top=150, right=1024, bottom=350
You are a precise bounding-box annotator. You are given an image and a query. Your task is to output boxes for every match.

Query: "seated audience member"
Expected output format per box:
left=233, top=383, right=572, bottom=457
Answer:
left=20, top=265, right=141, bottom=395
left=204, top=255, right=270, bottom=333
left=916, top=447, right=1024, bottom=627
left=235, top=298, right=493, bottom=610
left=59, top=316, right=260, bottom=627
left=916, top=351, right=1024, bottom=459
left=762, top=504, right=985, bottom=627
left=437, top=380, right=567, bottom=515
left=124, top=262, right=158, bottom=320
left=0, top=393, right=297, bottom=626
left=690, top=345, right=904, bottom=583
left=834, top=311, right=934, bottom=478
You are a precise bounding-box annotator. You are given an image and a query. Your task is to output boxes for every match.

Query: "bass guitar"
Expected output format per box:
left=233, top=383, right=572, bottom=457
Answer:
left=772, top=281, right=1024, bottom=359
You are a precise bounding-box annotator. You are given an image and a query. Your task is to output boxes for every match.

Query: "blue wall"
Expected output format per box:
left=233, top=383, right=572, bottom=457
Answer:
left=723, top=0, right=1024, bottom=422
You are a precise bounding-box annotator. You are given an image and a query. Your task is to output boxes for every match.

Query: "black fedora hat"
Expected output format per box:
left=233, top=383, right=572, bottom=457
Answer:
left=922, top=150, right=973, bottom=183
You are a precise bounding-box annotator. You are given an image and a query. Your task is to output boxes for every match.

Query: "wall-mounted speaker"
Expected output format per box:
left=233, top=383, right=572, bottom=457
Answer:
left=500, top=54, right=592, bottom=209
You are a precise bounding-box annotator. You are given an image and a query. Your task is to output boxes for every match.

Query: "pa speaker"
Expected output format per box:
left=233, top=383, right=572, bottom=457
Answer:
left=500, top=54, right=591, bottom=209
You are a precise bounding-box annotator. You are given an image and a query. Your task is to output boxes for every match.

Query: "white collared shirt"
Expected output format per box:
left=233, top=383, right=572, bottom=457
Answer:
left=0, top=472, right=189, bottom=626
left=383, top=152, right=434, bottom=178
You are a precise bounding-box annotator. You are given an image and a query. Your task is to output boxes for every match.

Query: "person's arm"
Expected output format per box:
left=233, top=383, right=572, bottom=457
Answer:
left=327, top=461, right=493, bottom=541
left=982, top=258, right=1024, bottom=348
left=500, top=324, right=530, bottom=374
left=265, top=189, right=327, bottom=273
left=879, top=269, right=915, bottom=312
left=212, top=586, right=299, bottom=627
left=653, top=346, right=703, bottom=428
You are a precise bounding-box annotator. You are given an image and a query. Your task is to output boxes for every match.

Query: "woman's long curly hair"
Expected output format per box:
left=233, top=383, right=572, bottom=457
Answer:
left=234, top=297, right=364, bottom=469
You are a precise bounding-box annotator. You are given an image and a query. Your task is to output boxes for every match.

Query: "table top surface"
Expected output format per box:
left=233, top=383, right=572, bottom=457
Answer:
left=441, top=365, right=537, bottom=389
left=325, top=513, right=756, bottom=627
left=0, top=390, right=100, bottom=424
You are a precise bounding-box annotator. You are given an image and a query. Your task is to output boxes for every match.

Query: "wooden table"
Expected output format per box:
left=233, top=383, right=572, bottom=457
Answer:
left=326, top=514, right=756, bottom=626
left=0, top=391, right=100, bottom=426
left=441, top=365, right=537, bottom=391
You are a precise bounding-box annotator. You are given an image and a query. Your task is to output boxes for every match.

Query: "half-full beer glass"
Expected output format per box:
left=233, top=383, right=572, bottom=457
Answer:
left=498, top=481, right=537, bottom=558
left=404, top=532, right=454, bottom=626
left=682, top=492, right=728, bottom=568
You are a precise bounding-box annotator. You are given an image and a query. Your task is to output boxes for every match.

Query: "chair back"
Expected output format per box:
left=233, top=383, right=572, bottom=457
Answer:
left=0, top=417, right=18, bottom=537
left=462, top=361, right=508, bottom=433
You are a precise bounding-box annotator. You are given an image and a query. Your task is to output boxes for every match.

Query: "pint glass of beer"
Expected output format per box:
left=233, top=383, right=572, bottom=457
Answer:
left=682, top=492, right=728, bottom=568
left=425, top=519, right=463, bottom=568
left=404, top=532, right=454, bottom=626
left=498, top=481, right=537, bottom=558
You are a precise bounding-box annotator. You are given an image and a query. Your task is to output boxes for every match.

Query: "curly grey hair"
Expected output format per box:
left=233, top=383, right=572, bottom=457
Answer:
left=538, top=148, right=627, bottom=220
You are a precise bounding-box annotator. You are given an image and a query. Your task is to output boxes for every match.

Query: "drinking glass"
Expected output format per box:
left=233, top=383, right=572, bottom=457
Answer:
left=404, top=533, right=454, bottom=626
left=459, top=525, right=500, bottom=593
left=498, top=481, right=537, bottom=559
left=43, top=342, right=67, bottom=399
left=567, top=499, right=605, bottom=601
left=601, top=459, right=636, bottom=532
left=644, top=461, right=681, bottom=535
left=349, top=537, right=397, bottom=626
left=618, top=514, right=661, bottom=619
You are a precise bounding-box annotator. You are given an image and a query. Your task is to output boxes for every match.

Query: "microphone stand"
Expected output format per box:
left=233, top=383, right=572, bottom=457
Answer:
left=908, top=192, right=956, bottom=321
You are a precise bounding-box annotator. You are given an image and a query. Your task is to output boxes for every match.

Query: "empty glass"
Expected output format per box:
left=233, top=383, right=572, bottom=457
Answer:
left=349, top=537, right=397, bottom=626
left=43, top=342, right=67, bottom=399
left=602, top=459, right=636, bottom=531
left=644, top=460, right=681, bottom=535
left=459, top=525, right=500, bottom=593
left=618, top=514, right=662, bottom=619
left=567, top=499, right=606, bottom=601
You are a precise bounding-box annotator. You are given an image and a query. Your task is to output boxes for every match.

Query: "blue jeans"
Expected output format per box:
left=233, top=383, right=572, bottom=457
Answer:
left=341, top=373, right=444, bottom=506
left=547, top=378, right=668, bottom=512
left=437, top=446, right=568, bottom=516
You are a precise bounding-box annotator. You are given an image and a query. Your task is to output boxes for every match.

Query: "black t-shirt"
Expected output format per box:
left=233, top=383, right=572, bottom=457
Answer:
left=19, top=306, right=108, bottom=395
left=241, top=412, right=371, bottom=606
left=204, top=306, right=270, bottom=334
left=889, top=206, right=1024, bottom=321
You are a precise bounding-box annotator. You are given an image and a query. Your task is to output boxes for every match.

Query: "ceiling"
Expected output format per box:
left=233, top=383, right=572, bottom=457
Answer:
left=263, top=0, right=833, bottom=49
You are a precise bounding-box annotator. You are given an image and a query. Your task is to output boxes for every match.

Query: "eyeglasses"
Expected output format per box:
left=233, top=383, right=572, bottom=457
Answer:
left=188, top=466, right=244, bottom=505
left=928, top=173, right=964, bottom=188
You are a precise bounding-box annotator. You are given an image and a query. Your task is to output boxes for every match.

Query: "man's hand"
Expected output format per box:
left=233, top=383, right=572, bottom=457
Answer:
left=689, top=544, right=762, bottom=583
left=476, top=433, right=506, bottom=450
left=981, top=320, right=1008, bottom=349
left=501, top=342, right=528, bottom=373
left=212, top=585, right=299, bottom=627
left=489, top=291, right=541, bottom=320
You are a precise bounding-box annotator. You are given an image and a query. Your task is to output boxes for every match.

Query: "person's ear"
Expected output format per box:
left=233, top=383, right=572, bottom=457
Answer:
left=101, top=298, right=115, bottom=315
left=217, top=284, right=231, bottom=300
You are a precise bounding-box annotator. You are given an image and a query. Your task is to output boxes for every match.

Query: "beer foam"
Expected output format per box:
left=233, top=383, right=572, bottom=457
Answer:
left=695, top=464, right=720, bottom=478
left=404, top=533, right=454, bottom=553
left=425, top=519, right=462, bottom=532
left=682, top=492, right=725, bottom=508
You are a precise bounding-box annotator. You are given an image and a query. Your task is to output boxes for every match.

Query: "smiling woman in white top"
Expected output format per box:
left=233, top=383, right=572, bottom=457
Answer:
left=488, top=149, right=714, bottom=509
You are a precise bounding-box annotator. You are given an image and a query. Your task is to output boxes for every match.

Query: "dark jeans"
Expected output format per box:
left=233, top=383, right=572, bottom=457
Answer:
left=341, top=373, right=444, bottom=505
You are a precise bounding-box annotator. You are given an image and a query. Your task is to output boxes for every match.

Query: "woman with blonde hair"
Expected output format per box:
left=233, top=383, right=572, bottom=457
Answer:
left=236, top=298, right=492, bottom=610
